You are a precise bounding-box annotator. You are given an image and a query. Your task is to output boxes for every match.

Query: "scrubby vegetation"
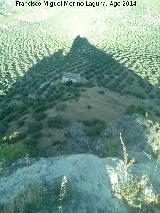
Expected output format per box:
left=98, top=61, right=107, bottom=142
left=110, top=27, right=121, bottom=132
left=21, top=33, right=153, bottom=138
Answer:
left=109, top=134, right=159, bottom=210
left=0, top=142, right=29, bottom=164
left=144, top=120, right=160, bottom=159
left=84, top=119, right=105, bottom=137
left=100, top=139, right=120, bottom=157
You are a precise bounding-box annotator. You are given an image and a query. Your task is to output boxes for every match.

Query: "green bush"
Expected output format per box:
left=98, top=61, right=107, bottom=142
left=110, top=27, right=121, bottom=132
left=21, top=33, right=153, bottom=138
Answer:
left=125, top=105, right=146, bottom=116
left=101, top=140, right=119, bottom=157
left=154, top=110, right=160, bottom=117
left=0, top=105, right=13, bottom=120
left=34, top=105, right=47, bottom=113
left=28, top=121, right=43, bottom=133
left=129, top=90, right=146, bottom=99
left=52, top=140, right=66, bottom=147
left=18, top=131, right=27, bottom=141
left=86, top=120, right=105, bottom=137
left=17, top=119, right=25, bottom=127
left=56, top=103, right=67, bottom=111
left=24, top=137, right=39, bottom=147
left=0, top=142, right=29, bottom=164
left=74, top=82, right=83, bottom=87
left=17, top=104, right=28, bottom=114
left=47, top=116, right=64, bottom=128
left=125, top=105, right=136, bottom=114
left=4, top=112, right=18, bottom=123
left=0, top=121, right=8, bottom=135
left=136, top=106, right=146, bottom=116
left=31, top=131, right=43, bottom=139
left=33, top=112, right=47, bottom=121
left=98, top=90, right=105, bottom=95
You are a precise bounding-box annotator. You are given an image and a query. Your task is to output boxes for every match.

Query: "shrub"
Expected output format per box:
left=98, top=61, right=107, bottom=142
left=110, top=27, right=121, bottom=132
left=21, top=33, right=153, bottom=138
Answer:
left=74, top=82, right=83, bottom=87
left=154, top=110, right=160, bottom=117
left=47, top=116, right=64, bottom=128
left=125, top=105, right=146, bottom=116
left=0, top=142, right=29, bottom=164
left=65, top=80, right=73, bottom=87
left=125, top=105, right=136, bottom=115
left=33, top=112, right=47, bottom=121
left=29, top=121, right=42, bottom=132
left=98, top=90, right=105, bottom=95
left=0, top=105, right=13, bottom=120
left=31, top=131, right=43, bottom=139
left=0, top=121, right=8, bottom=135
left=4, top=113, right=17, bottom=123
left=136, top=106, right=146, bottom=116
left=24, top=137, right=39, bottom=147
left=148, top=106, right=153, bottom=111
left=34, top=105, right=47, bottom=113
left=17, top=119, right=25, bottom=127
left=56, top=103, right=67, bottom=111
left=87, top=120, right=105, bottom=137
left=101, top=139, right=119, bottom=157
left=52, top=140, right=66, bottom=147
left=129, top=90, right=146, bottom=99
left=149, top=94, right=155, bottom=99
left=18, top=131, right=27, bottom=141
left=108, top=134, right=159, bottom=209
left=17, top=104, right=28, bottom=114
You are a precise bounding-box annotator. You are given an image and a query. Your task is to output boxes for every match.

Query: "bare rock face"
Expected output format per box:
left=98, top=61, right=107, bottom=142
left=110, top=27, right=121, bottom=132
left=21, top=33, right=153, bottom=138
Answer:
left=104, top=114, right=160, bottom=162
left=0, top=154, right=126, bottom=213
left=68, top=115, right=160, bottom=163
left=0, top=115, right=159, bottom=212
left=131, top=159, right=160, bottom=195
left=69, top=122, right=90, bottom=153
left=0, top=154, right=160, bottom=213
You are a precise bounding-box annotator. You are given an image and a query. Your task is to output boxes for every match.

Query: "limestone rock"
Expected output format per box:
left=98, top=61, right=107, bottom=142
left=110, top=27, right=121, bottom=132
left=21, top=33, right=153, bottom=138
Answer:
left=69, top=122, right=90, bottom=153
left=0, top=154, right=126, bottom=213
left=105, top=114, right=159, bottom=162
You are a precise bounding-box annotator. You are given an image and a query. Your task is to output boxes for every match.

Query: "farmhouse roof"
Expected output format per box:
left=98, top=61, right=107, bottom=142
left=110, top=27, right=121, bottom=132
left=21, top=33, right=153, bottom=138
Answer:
left=63, top=72, right=81, bottom=79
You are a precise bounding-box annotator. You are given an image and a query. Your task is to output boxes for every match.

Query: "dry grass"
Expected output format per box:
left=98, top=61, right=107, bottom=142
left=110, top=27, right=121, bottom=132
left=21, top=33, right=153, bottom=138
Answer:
left=108, top=134, right=160, bottom=209
left=56, top=87, right=155, bottom=123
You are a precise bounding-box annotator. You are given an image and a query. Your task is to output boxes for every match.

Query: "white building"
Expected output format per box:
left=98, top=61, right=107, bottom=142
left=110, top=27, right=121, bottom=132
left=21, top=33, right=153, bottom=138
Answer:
left=62, top=72, right=81, bottom=83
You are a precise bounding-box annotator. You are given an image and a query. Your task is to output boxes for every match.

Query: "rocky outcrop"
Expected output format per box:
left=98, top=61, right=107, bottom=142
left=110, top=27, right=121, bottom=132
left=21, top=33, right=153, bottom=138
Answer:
left=0, top=154, right=126, bottom=213
left=0, top=154, right=159, bottom=213
left=69, top=122, right=90, bottom=153
left=68, top=115, right=160, bottom=163
left=1, top=115, right=160, bottom=212
left=104, top=114, right=160, bottom=162
left=131, top=159, right=160, bottom=194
